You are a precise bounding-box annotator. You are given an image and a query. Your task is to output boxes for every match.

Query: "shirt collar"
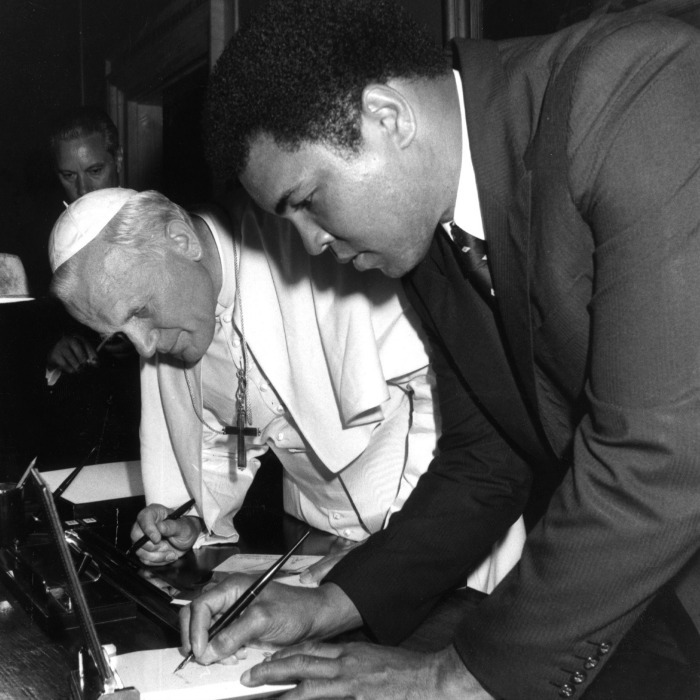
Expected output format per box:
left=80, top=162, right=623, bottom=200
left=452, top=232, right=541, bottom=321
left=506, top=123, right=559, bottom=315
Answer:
left=441, top=69, right=485, bottom=241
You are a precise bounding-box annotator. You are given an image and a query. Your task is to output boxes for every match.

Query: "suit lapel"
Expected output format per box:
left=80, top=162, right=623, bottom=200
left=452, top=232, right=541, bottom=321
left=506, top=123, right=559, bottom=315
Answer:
left=406, top=234, right=548, bottom=464
left=453, top=39, right=541, bottom=425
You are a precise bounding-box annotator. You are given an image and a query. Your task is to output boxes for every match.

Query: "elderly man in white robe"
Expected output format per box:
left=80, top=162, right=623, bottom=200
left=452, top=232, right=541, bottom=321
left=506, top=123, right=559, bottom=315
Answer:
left=48, top=187, right=524, bottom=586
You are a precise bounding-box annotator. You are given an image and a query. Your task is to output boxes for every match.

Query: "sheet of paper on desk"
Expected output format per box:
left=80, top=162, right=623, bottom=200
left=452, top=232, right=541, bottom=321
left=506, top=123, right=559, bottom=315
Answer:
left=114, top=646, right=293, bottom=699
left=213, top=553, right=323, bottom=587
left=41, top=460, right=144, bottom=503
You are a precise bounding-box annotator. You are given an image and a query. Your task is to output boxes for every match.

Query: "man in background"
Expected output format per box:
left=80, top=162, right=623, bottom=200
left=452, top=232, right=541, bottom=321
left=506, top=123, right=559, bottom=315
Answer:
left=47, top=106, right=130, bottom=375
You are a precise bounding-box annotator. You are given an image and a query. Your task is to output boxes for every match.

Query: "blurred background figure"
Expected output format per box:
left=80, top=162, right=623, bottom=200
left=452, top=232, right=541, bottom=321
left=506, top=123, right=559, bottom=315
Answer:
left=51, top=106, right=123, bottom=204
left=46, top=106, right=133, bottom=377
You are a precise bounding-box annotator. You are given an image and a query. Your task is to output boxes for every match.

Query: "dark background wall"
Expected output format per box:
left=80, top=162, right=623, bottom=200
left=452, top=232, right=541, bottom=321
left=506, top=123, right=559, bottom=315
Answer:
left=0, top=0, right=599, bottom=296
left=0, top=0, right=599, bottom=479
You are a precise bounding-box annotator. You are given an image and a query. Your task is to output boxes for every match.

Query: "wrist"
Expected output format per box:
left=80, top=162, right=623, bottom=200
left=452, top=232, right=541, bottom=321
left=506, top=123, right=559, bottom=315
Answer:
left=432, top=646, right=495, bottom=700
left=312, top=582, right=364, bottom=638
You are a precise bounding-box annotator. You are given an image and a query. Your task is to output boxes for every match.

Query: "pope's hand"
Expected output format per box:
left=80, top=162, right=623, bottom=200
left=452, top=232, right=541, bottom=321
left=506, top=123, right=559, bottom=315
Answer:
left=47, top=333, right=97, bottom=373
left=130, top=503, right=202, bottom=566
left=179, top=580, right=362, bottom=665
left=240, top=642, right=496, bottom=700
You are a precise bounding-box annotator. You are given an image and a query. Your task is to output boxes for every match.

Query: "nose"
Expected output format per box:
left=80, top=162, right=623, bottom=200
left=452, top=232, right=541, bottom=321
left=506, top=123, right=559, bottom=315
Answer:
left=76, top=174, right=92, bottom=198
left=296, top=222, right=335, bottom=256
left=126, top=327, right=158, bottom=358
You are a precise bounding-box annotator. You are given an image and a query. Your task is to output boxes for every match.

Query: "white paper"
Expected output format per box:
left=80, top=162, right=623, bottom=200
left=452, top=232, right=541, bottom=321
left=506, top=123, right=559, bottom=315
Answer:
left=212, top=553, right=322, bottom=588
left=113, top=646, right=293, bottom=699
left=41, top=460, right=144, bottom=503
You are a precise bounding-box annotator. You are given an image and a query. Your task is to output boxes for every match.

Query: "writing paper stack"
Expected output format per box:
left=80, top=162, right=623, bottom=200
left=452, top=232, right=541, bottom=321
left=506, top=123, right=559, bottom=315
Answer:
left=113, top=646, right=293, bottom=700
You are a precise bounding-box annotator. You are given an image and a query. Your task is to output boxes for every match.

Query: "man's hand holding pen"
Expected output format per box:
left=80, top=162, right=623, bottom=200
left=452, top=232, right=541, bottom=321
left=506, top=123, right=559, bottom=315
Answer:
left=179, top=578, right=362, bottom=666
left=130, top=502, right=202, bottom=566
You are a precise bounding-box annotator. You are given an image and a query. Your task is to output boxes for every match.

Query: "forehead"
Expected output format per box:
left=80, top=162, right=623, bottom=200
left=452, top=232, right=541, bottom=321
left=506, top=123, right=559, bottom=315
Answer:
left=69, top=242, right=153, bottom=330
left=56, top=133, right=111, bottom=166
left=240, top=134, right=347, bottom=213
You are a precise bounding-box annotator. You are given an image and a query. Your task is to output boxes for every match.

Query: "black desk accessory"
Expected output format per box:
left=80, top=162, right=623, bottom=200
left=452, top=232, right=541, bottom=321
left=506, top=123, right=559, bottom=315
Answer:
left=175, top=527, right=311, bottom=673
left=30, top=467, right=139, bottom=699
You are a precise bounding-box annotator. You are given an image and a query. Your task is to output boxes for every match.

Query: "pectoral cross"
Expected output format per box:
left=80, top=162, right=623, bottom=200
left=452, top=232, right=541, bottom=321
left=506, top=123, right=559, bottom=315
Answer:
left=223, top=368, right=260, bottom=470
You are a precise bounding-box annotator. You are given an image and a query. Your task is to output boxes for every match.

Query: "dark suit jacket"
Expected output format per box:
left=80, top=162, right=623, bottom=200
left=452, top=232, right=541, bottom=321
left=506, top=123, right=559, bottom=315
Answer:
left=326, top=6, right=700, bottom=698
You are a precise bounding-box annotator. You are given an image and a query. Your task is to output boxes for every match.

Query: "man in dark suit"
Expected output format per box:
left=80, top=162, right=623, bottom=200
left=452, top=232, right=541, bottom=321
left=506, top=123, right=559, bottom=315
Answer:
left=180, top=1, right=700, bottom=697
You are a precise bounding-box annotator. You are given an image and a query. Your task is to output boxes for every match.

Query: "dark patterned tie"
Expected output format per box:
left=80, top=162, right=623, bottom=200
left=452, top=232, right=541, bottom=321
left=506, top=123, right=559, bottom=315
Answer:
left=450, top=222, right=494, bottom=304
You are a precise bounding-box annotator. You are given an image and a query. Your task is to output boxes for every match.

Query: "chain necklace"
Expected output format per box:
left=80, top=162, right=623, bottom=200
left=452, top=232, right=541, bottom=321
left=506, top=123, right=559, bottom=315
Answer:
left=183, top=229, right=259, bottom=470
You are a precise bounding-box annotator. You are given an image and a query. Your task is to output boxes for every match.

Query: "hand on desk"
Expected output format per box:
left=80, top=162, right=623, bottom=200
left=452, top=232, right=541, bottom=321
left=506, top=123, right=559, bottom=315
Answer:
left=299, top=538, right=361, bottom=585
left=131, top=503, right=202, bottom=566
left=239, top=642, right=495, bottom=700
left=180, top=580, right=362, bottom=665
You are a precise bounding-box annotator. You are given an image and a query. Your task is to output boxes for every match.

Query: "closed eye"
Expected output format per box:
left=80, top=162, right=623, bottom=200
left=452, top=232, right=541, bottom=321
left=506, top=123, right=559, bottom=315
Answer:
left=292, top=195, right=313, bottom=212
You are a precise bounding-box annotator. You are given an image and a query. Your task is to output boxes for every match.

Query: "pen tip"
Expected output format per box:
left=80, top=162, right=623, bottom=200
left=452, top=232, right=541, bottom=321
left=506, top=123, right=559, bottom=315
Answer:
left=174, top=653, right=192, bottom=674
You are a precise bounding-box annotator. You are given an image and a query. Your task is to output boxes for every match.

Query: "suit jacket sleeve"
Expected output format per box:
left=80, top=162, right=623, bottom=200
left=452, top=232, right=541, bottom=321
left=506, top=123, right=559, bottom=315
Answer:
left=458, top=15, right=700, bottom=699
left=324, top=312, right=533, bottom=643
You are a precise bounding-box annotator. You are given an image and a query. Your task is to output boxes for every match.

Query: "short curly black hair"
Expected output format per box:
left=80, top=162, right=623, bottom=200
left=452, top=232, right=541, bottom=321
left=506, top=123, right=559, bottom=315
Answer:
left=204, top=0, right=449, bottom=181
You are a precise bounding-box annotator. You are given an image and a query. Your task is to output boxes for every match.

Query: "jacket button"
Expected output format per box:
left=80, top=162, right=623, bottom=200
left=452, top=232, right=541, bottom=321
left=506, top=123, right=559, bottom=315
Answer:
left=570, top=671, right=586, bottom=684
left=558, top=684, right=575, bottom=698
left=583, top=657, right=598, bottom=670
left=598, top=642, right=612, bottom=655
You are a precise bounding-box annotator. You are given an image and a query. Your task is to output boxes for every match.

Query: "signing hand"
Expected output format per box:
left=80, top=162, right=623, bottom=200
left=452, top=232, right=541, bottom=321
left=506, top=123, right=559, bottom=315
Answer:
left=47, top=333, right=98, bottom=373
left=241, top=642, right=495, bottom=700
left=131, top=503, right=202, bottom=566
left=180, top=580, right=362, bottom=665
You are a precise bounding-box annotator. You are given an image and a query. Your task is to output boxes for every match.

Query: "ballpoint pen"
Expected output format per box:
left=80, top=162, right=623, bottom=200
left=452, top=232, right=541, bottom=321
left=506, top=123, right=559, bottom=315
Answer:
left=52, top=445, right=99, bottom=500
left=174, top=527, right=312, bottom=673
left=126, top=497, right=196, bottom=557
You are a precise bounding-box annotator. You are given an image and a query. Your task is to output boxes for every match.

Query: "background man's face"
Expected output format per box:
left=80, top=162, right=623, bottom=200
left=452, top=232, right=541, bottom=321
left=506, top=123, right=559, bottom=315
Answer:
left=240, top=133, right=436, bottom=279
left=56, top=132, right=122, bottom=203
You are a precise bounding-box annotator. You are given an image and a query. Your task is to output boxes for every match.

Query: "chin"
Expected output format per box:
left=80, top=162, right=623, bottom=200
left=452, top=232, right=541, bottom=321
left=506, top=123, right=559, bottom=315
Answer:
left=180, top=346, right=207, bottom=364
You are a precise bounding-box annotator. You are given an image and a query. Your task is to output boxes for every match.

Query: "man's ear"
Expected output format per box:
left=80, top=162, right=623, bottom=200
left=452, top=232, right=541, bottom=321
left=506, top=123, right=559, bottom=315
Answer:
left=165, top=220, right=202, bottom=260
left=361, top=84, right=417, bottom=149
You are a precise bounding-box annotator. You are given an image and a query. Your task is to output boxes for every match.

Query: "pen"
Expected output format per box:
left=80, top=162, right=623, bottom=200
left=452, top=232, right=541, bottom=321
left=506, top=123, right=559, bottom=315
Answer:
left=52, top=446, right=98, bottom=500
left=16, top=456, right=38, bottom=489
left=174, top=527, right=312, bottom=673
left=127, top=497, right=196, bottom=557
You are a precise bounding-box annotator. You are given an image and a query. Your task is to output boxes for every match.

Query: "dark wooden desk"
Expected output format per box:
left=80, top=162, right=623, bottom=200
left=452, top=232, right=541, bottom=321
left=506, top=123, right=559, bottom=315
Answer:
left=0, top=511, right=474, bottom=699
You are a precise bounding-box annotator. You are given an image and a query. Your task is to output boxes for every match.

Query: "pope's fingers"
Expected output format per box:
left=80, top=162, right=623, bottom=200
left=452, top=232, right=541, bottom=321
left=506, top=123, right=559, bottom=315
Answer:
left=136, top=540, right=180, bottom=566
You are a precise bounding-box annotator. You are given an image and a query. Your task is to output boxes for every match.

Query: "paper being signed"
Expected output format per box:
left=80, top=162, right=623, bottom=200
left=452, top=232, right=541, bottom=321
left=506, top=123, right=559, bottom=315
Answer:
left=113, top=646, right=293, bottom=699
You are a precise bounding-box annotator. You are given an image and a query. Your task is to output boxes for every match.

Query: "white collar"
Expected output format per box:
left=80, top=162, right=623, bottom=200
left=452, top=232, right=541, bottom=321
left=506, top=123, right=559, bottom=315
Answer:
left=441, top=70, right=485, bottom=241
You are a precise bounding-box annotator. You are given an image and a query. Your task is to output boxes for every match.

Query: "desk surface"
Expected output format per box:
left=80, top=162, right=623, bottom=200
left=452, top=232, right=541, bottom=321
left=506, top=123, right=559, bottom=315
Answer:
left=0, top=512, right=474, bottom=699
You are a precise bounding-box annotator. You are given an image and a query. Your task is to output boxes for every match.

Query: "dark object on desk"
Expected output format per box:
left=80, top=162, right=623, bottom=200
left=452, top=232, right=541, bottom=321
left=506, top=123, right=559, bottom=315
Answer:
left=126, top=497, right=196, bottom=557
left=0, top=529, right=138, bottom=638
left=0, top=481, right=25, bottom=547
left=31, top=468, right=141, bottom=700
left=175, top=527, right=312, bottom=673
left=72, top=526, right=181, bottom=633
left=0, top=298, right=55, bottom=481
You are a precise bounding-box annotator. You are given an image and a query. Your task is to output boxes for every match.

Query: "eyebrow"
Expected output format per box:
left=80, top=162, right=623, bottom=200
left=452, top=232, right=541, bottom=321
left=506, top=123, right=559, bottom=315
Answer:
left=274, top=185, right=299, bottom=216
